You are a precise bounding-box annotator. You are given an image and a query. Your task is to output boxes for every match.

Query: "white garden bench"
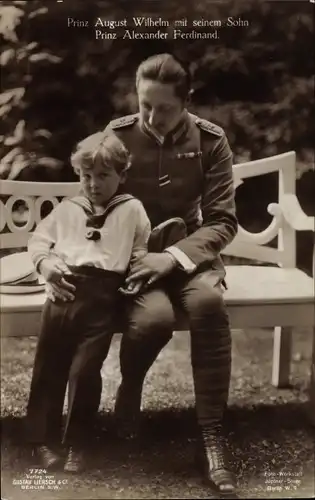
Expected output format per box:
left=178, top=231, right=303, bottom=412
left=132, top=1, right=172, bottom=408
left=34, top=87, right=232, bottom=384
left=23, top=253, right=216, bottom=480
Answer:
left=1, top=151, right=314, bottom=423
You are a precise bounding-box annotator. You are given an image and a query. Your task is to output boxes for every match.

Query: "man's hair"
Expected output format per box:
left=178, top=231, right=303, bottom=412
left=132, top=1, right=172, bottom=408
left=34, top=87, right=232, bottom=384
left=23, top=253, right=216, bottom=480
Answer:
left=71, top=133, right=131, bottom=175
left=136, top=53, right=191, bottom=100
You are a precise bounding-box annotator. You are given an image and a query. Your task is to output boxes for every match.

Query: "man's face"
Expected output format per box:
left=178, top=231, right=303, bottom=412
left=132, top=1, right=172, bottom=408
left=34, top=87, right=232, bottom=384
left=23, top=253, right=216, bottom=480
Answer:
left=80, top=161, right=124, bottom=207
left=137, top=78, right=186, bottom=136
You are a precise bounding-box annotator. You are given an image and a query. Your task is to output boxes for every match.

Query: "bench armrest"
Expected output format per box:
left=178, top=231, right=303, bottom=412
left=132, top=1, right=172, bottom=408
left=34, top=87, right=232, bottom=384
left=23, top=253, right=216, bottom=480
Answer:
left=279, top=194, right=314, bottom=232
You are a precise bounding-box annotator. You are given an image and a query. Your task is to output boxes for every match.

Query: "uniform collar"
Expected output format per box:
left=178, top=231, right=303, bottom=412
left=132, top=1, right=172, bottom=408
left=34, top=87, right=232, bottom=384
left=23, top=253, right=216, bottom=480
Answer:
left=142, top=121, right=164, bottom=145
left=141, top=110, right=189, bottom=146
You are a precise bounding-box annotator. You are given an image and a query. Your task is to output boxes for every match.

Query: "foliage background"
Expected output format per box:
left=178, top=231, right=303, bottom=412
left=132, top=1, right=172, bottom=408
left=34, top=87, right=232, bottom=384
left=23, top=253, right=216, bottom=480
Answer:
left=0, top=0, right=314, bottom=267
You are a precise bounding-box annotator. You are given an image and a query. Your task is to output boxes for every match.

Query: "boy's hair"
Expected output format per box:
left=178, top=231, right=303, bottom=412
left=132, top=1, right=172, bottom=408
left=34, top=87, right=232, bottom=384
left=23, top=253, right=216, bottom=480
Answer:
left=71, top=133, right=131, bottom=175
left=136, top=53, right=191, bottom=101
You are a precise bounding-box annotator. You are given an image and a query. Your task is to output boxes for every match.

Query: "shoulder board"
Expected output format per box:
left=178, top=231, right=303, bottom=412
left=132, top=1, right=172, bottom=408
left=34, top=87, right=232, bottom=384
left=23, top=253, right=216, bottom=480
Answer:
left=195, top=118, right=224, bottom=137
left=110, top=114, right=139, bottom=130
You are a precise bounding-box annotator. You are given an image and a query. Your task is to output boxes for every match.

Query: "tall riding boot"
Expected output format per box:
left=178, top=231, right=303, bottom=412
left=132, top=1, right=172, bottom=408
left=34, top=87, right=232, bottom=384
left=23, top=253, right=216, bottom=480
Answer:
left=197, top=423, right=237, bottom=496
left=191, top=320, right=237, bottom=496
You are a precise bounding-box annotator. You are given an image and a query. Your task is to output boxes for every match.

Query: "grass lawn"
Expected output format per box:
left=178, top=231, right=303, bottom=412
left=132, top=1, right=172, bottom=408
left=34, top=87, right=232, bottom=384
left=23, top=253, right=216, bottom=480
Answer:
left=1, top=328, right=314, bottom=499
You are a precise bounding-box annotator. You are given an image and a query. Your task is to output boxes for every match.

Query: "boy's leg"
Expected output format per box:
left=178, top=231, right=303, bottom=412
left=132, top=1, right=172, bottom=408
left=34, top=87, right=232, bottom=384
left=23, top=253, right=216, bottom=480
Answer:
left=58, top=269, right=124, bottom=472
left=26, top=299, right=76, bottom=465
left=62, top=294, right=116, bottom=448
left=62, top=308, right=114, bottom=473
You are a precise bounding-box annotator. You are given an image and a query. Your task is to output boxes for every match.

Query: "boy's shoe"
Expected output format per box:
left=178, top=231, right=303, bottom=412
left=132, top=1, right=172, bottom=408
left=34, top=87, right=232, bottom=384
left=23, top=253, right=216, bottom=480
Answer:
left=34, top=445, right=61, bottom=470
left=64, top=447, right=85, bottom=474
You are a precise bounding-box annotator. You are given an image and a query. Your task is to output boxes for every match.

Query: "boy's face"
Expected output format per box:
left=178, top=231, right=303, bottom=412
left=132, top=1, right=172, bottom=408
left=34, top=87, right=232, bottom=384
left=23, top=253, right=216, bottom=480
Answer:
left=137, top=78, right=186, bottom=137
left=80, top=161, right=124, bottom=206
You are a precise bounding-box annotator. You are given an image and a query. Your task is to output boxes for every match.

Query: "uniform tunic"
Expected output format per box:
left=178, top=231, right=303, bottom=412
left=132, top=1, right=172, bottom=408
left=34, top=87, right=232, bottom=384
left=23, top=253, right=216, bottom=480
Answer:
left=104, top=111, right=237, bottom=279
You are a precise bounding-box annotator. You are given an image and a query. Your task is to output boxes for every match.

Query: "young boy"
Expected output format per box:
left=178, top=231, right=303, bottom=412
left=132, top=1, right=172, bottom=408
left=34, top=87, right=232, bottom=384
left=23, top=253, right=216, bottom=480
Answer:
left=26, top=133, right=150, bottom=473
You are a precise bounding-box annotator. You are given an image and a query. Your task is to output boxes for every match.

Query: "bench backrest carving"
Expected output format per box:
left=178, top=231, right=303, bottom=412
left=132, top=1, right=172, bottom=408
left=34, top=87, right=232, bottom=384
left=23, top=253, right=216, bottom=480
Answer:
left=0, top=151, right=297, bottom=268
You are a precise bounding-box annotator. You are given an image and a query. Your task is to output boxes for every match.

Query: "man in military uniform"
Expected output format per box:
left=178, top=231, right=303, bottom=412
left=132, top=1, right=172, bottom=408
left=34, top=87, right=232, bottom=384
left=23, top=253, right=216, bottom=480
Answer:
left=49, top=54, right=238, bottom=495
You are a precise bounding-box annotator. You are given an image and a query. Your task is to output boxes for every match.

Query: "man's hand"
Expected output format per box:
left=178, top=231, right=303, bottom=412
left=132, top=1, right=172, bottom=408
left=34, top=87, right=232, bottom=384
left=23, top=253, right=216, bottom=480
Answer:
left=40, top=258, right=76, bottom=302
left=125, top=252, right=177, bottom=286
left=119, top=279, right=144, bottom=296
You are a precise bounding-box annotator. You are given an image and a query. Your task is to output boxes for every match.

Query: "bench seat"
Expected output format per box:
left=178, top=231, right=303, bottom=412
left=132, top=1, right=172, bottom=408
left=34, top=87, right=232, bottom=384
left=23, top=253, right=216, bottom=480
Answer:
left=1, top=265, right=314, bottom=337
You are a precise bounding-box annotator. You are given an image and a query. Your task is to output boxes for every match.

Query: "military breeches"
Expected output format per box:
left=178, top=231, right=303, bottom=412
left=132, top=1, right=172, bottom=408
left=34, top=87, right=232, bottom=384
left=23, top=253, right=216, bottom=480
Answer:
left=120, top=268, right=231, bottom=426
left=26, top=267, right=123, bottom=446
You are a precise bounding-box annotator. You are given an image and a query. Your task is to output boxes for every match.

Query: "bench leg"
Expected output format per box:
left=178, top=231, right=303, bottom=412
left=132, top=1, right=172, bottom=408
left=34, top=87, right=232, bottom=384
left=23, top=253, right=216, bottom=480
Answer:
left=309, top=328, right=315, bottom=426
left=272, top=326, right=292, bottom=388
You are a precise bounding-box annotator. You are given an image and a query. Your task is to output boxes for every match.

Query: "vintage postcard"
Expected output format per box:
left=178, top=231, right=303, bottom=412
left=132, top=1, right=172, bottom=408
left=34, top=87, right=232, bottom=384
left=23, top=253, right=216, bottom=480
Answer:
left=1, top=0, right=314, bottom=498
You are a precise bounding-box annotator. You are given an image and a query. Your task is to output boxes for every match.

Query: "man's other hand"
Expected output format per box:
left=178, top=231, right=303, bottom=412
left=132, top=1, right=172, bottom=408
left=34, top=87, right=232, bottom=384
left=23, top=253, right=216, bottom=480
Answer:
left=125, top=252, right=177, bottom=286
